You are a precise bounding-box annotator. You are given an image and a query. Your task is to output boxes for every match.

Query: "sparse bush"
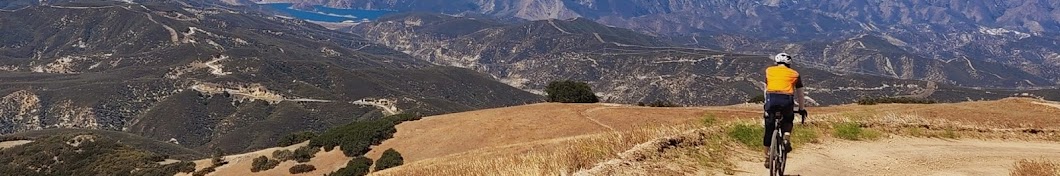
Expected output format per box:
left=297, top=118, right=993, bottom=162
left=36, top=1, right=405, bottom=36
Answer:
left=700, top=114, right=718, bottom=127
left=309, top=114, right=420, bottom=157
left=292, top=146, right=318, bottom=163
left=251, top=156, right=281, bottom=172
left=833, top=122, right=880, bottom=140
left=639, top=100, right=680, bottom=107
left=211, top=148, right=227, bottom=166
left=375, top=148, right=404, bottom=171
left=902, top=127, right=961, bottom=139
left=545, top=80, right=599, bottom=103
left=192, top=166, right=215, bottom=176
left=747, top=94, right=765, bottom=104
left=728, top=123, right=764, bottom=147
left=289, top=164, right=317, bottom=174
left=0, top=134, right=197, bottom=176
left=330, top=157, right=373, bottom=176
left=162, top=161, right=196, bottom=174
left=251, top=156, right=268, bottom=171
left=1010, top=159, right=1060, bottom=176
left=273, top=149, right=294, bottom=161
left=942, top=128, right=959, bottom=139
left=278, top=131, right=318, bottom=147
left=856, top=96, right=936, bottom=105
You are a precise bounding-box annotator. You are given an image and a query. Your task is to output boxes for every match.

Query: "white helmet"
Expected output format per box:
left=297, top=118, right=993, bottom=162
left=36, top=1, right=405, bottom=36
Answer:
left=774, top=53, right=791, bottom=64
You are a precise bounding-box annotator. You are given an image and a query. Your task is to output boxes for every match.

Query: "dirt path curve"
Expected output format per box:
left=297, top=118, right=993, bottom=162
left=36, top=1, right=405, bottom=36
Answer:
left=733, top=137, right=1060, bottom=176
left=580, top=105, right=622, bottom=132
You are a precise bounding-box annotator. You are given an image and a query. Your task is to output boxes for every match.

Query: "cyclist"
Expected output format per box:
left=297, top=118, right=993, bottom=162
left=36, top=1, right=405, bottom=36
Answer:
left=762, top=53, right=807, bottom=168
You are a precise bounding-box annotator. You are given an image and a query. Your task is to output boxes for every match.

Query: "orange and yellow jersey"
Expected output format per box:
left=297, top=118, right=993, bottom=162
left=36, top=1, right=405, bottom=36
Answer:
left=765, top=65, right=804, bottom=95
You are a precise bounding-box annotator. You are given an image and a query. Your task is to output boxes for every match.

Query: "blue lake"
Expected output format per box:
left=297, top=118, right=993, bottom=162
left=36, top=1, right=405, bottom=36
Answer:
left=264, top=3, right=394, bottom=23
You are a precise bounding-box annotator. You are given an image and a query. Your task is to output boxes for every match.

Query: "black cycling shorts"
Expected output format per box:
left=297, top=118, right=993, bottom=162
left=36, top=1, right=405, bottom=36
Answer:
left=763, top=93, right=795, bottom=147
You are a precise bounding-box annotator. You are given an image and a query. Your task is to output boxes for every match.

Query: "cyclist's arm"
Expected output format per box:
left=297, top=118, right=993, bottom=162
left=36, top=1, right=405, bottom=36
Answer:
left=794, top=76, right=806, bottom=110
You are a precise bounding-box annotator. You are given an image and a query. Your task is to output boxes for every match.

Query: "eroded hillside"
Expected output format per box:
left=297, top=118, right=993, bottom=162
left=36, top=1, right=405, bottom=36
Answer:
left=0, top=1, right=540, bottom=154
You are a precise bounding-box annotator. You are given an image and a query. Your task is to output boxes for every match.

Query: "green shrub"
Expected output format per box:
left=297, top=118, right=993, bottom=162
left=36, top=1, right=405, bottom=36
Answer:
left=162, top=161, right=196, bottom=174
left=330, top=157, right=373, bottom=176
left=292, top=146, right=318, bottom=163
left=789, top=126, right=820, bottom=148
left=278, top=131, right=318, bottom=147
left=856, top=97, right=936, bottom=105
left=289, top=164, right=316, bottom=174
left=309, top=114, right=420, bottom=157
left=747, top=94, right=765, bottom=104
left=374, top=148, right=404, bottom=171
left=272, top=149, right=293, bottom=161
left=727, top=123, right=764, bottom=147
left=250, top=156, right=280, bottom=172
left=833, top=122, right=880, bottom=140
left=192, top=166, right=215, bottom=176
left=545, top=80, right=599, bottom=103
left=251, top=156, right=268, bottom=171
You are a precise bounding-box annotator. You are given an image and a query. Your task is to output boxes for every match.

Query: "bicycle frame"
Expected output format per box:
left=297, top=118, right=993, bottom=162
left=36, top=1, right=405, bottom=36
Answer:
left=767, top=112, right=787, bottom=176
left=767, top=108, right=807, bottom=176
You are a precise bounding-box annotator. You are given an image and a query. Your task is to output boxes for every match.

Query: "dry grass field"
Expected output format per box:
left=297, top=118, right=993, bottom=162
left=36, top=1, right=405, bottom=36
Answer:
left=185, top=98, right=1060, bottom=175
left=364, top=103, right=761, bottom=163
left=1010, top=159, right=1060, bottom=176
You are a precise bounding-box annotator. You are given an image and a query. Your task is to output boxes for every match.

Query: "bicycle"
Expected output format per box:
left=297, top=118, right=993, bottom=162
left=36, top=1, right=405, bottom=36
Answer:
left=766, top=108, right=808, bottom=176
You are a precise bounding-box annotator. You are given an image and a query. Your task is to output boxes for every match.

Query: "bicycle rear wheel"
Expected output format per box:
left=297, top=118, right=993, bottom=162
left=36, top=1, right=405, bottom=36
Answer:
left=768, top=130, right=786, bottom=176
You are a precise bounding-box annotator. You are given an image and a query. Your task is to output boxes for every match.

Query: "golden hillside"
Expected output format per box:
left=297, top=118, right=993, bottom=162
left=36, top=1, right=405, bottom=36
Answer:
left=186, top=98, right=1060, bottom=175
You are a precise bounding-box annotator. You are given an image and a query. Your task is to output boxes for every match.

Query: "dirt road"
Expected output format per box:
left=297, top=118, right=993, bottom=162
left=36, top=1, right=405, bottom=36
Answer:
left=734, top=137, right=1060, bottom=176
left=0, top=140, right=32, bottom=150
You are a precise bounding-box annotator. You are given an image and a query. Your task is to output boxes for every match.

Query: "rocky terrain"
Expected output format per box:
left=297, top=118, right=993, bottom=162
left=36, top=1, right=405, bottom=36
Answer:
left=349, top=13, right=1060, bottom=106
left=0, top=1, right=540, bottom=154
left=242, top=0, right=580, bottom=20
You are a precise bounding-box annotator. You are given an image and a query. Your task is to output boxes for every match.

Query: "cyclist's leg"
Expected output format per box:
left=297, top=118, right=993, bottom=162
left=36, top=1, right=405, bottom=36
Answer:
left=780, top=104, right=795, bottom=133
left=762, top=99, right=779, bottom=147
left=762, top=113, right=776, bottom=147
left=779, top=98, right=796, bottom=152
left=762, top=96, right=781, bottom=168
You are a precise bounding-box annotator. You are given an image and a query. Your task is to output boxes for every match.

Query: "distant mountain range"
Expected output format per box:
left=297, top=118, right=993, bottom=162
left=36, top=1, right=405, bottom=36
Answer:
left=348, top=13, right=1060, bottom=106
left=249, top=0, right=1060, bottom=88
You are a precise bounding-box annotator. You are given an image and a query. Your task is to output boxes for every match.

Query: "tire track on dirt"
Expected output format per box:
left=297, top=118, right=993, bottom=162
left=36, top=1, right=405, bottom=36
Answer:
left=733, top=137, right=1060, bottom=176
left=580, top=106, right=619, bottom=132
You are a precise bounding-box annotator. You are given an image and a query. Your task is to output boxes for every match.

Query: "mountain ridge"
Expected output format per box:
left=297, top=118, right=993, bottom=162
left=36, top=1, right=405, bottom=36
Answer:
left=349, top=13, right=1060, bottom=106
left=256, top=0, right=1060, bottom=88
